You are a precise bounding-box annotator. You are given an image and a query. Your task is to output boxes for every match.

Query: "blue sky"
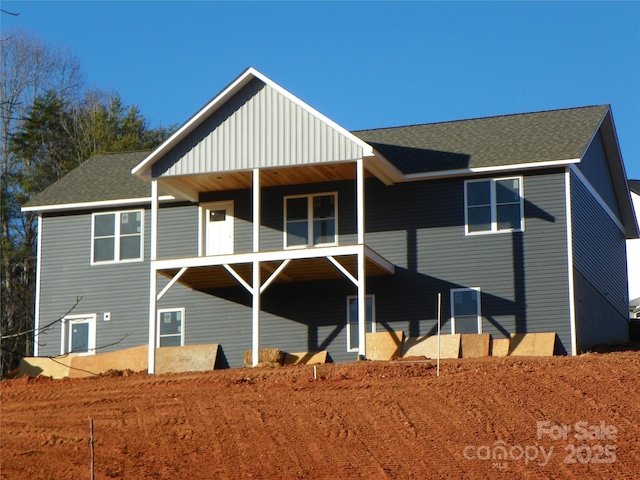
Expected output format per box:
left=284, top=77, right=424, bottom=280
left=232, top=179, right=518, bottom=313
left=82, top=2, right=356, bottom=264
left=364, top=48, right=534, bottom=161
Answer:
left=3, top=1, right=639, bottom=179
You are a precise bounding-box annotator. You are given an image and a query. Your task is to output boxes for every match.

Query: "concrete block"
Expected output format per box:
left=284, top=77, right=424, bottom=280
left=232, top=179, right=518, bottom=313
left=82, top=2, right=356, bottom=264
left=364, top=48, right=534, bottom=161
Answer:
left=156, top=344, right=219, bottom=374
left=283, top=351, right=328, bottom=365
left=366, top=331, right=404, bottom=361
left=509, top=333, right=556, bottom=357
left=69, top=345, right=148, bottom=378
left=460, top=334, right=491, bottom=358
left=402, top=334, right=460, bottom=359
left=18, top=356, right=73, bottom=379
left=490, top=337, right=511, bottom=357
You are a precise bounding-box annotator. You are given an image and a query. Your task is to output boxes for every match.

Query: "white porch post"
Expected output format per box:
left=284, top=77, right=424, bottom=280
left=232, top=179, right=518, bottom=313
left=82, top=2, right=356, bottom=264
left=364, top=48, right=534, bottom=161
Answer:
left=252, top=168, right=261, bottom=366
left=356, top=159, right=367, bottom=358
left=147, top=179, right=159, bottom=374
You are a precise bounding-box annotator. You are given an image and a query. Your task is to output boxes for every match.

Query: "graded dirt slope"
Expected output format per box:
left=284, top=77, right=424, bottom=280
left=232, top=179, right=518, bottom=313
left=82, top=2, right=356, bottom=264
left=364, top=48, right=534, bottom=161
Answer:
left=1, top=351, right=639, bottom=479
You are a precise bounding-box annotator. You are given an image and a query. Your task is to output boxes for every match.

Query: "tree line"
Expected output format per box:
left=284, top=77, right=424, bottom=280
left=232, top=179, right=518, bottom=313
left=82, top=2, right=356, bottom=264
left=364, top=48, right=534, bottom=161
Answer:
left=1, top=29, right=175, bottom=374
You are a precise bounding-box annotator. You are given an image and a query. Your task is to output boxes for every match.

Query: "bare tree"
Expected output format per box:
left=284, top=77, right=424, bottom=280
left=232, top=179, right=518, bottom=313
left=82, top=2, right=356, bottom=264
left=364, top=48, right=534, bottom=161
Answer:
left=0, top=29, right=83, bottom=373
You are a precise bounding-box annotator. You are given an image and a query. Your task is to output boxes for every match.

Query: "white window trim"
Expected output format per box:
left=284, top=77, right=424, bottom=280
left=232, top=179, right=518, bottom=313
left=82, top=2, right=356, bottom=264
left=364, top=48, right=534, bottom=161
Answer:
left=464, top=176, right=524, bottom=235
left=283, top=192, right=338, bottom=249
left=157, top=308, right=185, bottom=347
left=90, top=209, right=145, bottom=264
left=60, top=314, right=97, bottom=356
left=346, top=294, right=376, bottom=353
left=450, top=288, right=482, bottom=334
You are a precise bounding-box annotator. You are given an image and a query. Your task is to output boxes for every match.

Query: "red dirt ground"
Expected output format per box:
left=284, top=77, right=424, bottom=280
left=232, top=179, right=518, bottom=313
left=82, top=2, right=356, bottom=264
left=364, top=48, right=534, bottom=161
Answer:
left=1, top=350, right=639, bottom=479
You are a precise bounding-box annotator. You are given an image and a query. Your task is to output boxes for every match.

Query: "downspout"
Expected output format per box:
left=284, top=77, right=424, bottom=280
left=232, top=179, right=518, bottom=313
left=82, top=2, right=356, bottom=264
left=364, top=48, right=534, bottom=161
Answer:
left=147, top=179, right=159, bottom=373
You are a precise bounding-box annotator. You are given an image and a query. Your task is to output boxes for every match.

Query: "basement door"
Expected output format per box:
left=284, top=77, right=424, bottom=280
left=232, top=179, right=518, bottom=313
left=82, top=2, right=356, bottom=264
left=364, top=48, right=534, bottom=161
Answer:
left=204, top=201, right=234, bottom=256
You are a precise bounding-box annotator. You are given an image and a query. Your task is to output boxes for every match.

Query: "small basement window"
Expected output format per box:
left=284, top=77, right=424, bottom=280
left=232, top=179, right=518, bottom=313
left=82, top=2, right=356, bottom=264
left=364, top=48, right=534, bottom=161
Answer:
left=157, top=308, right=185, bottom=347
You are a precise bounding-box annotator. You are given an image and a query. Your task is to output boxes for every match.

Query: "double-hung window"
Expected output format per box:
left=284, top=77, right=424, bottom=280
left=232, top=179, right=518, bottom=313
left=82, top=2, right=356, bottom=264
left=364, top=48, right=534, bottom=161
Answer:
left=450, top=288, right=482, bottom=334
left=92, top=210, right=143, bottom=263
left=465, top=177, right=523, bottom=234
left=346, top=295, right=375, bottom=352
left=284, top=193, right=337, bottom=248
left=157, top=308, right=185, bottom=347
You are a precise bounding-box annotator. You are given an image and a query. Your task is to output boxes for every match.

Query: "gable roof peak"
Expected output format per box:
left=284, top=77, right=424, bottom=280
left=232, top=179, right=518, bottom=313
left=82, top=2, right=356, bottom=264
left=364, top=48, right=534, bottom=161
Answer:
left=132, top=67, right=375, bottom=178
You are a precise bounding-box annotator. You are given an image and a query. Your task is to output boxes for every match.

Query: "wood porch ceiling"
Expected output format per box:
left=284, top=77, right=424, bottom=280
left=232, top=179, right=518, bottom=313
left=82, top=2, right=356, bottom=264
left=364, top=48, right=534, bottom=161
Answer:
left=158, top=254, right=392, bottom=292
left=160, top=162, right=375, bottom=194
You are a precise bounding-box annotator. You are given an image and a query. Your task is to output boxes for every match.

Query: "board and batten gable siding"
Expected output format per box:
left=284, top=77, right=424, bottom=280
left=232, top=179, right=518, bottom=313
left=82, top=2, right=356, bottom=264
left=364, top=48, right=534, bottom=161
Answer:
left=36, top=208, right=152, bottom=357
left=152, top=78, right=364, bottom=178
left=574, top=131, right=622, bottom=221
left=571, top=170, right=629, bottom=351
left=363, top=170, right=572, bottom=353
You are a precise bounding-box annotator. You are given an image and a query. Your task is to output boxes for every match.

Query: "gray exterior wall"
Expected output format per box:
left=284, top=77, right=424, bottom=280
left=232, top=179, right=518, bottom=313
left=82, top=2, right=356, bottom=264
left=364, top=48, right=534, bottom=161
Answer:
left=575, top=131, right=622, bottom=220
left=571, top=170, right=629, bottom=351
left=36, top=168, right=577, bottom=365
left=363, top=169, right=572, bottom=353
left=37, top=207, right=152, bottom=358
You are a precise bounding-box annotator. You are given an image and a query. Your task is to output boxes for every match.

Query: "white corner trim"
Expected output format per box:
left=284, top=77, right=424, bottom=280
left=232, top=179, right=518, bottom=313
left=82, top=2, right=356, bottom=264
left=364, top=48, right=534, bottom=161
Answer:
left=565, top=168, right=578, bottom=356
left=33, top=213, right=43, bottom=357
left=22, top=195, right=175, bottom=213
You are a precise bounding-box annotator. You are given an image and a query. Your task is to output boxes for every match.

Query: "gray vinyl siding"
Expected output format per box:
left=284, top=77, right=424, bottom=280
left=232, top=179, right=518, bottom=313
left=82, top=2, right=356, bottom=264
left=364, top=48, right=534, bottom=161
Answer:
left=35, top=169, right=577, bottom=365
left=571, top=171, right=629, bottom=350
left=158, top=203, right=199, bottom=258
left=153, top=78, right=364, bottom=178
left=363, top=170, right=572, bottom=353
left=37, top=208, right=152, bottom=358
left=575, top=132, right=622, bottom=221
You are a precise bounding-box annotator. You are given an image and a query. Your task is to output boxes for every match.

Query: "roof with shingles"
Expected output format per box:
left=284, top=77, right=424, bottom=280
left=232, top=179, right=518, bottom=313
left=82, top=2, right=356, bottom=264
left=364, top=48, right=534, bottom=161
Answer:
left=25, top=106, right=612, bottom=208
left=629, top=180, right=640, bottom=196
left=24, top=151, right=151, bottom=208
left=354, top=105, right=609, bottom=174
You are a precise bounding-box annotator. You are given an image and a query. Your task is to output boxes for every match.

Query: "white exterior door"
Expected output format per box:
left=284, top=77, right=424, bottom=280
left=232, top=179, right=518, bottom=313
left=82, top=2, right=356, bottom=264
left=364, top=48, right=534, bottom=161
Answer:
left=204, top=201, right=234, bottom=256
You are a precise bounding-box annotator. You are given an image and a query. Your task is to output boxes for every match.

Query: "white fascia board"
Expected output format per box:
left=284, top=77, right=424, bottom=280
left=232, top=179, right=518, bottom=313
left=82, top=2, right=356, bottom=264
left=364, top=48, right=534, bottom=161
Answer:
left=21, top=195, right=175, bottom=213
left=132, top=68, right=260, bottom=177
left=363, top=245, right=395, bottom=274
left=366, top=150, right=404, bottom=185
left=399, top=158, right=580, bottom=182
left=569, top=164, right=626, bottom=234
left=153, top=244, right=394, bottom=275
left=153, top=244, right=363, bottom=271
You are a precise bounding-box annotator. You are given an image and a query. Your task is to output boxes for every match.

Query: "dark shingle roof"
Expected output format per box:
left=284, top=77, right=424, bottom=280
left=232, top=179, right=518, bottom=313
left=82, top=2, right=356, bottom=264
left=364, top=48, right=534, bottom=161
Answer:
left=25, top=106, right=611, bottom=208
left=24, top=151, right=151, bottom=208
left=354, top=105, right=609, bottom=174
left=629, top=180, right=640, bottom=196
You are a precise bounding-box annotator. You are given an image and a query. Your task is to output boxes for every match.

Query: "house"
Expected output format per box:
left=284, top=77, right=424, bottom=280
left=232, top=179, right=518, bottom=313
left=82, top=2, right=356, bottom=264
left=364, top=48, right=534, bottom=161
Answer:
left=23, top=68, right=639, bottom=371
left=628, top=180, right=640, bottom=318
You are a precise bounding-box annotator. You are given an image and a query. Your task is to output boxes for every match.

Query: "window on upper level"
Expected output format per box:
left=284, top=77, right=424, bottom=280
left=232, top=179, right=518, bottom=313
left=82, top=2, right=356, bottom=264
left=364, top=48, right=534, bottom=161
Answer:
left=284, top=193, right=337, bottom=248
left=91, top=210, right=144, bottom=264
left=465, top=177, right=523, bottom=234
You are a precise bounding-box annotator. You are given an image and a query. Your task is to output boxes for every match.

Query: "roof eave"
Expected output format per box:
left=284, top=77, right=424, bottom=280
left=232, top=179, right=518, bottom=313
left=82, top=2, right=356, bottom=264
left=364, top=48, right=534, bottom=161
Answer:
left=591, top=108, right=640, bottom=239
